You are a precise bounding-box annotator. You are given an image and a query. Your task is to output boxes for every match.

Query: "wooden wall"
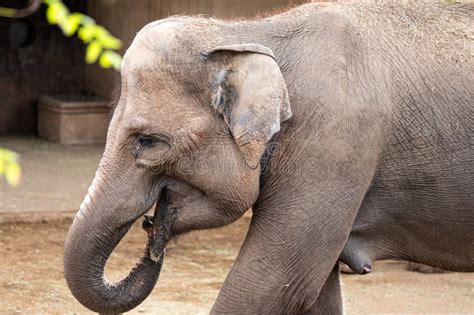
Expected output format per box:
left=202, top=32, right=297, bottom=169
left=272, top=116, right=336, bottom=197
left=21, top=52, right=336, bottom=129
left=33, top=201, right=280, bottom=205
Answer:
left=0, top=0, right=86, bottom=134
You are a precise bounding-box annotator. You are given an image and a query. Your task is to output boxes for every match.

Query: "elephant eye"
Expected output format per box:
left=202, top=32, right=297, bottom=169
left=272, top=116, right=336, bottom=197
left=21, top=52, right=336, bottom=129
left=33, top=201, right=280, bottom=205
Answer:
left=138, top=135, right=154, bottom=147
left=132, top=133, right=172, bottom=166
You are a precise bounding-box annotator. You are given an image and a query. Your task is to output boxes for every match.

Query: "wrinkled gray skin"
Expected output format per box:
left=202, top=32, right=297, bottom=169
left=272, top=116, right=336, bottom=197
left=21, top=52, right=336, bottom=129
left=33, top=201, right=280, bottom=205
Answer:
left=64, top=2, right=474, bottom=314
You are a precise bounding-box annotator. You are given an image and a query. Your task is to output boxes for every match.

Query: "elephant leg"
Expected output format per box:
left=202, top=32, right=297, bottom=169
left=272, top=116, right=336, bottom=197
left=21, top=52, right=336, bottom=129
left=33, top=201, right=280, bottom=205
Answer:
left=305, top=264, right=343, bottom=315
left=211, top=93, right=383, bottom=313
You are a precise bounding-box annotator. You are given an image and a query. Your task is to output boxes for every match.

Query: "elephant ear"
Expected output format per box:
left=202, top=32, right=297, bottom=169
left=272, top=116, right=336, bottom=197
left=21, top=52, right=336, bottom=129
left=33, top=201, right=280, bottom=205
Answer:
left=208, top=44, right=292, bottom=169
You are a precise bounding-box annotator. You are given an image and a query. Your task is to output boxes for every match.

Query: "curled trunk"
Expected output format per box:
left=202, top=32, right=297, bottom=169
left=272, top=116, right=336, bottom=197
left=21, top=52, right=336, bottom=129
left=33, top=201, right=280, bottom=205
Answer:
left=64, top=209, right=163, bottom=313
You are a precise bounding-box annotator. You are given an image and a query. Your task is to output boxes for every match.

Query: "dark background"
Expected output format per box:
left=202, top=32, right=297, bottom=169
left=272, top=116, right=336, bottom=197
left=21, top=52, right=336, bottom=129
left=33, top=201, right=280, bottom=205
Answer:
left=0, top=0, right=87, bottom=134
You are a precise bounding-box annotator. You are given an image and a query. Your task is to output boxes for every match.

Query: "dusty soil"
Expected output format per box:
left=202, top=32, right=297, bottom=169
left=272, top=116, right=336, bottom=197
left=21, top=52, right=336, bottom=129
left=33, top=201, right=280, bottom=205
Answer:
left=0, top=136, right=103, bottom=217
left=1, top=217, right=473, bottom=315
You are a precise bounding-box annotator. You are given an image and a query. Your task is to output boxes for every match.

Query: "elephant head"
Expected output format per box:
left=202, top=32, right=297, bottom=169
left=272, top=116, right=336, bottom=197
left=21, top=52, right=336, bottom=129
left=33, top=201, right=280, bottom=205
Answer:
left=64, top=19, right=291, bottom=313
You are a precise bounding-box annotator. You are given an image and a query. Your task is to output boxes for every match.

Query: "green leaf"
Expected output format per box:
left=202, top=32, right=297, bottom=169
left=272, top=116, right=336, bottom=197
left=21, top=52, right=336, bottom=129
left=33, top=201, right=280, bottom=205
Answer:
left=43, top=0, right=61, bottom=5
left=5, top=163, right=21, bottom=187
left=46, top=2, right=68, bottom=25
left=0, top=7, right=17, bottom=17
left=43, top=0, right=122, bottom=72
left=99, top=34, right=122, bottom=50
left=99, top=53, right=112, bottom=68
left=0, top=148, right=19, bottom=164
left=79, top=15, right=95, bottom=26
left=86, top=41, right=103, bottom=63
left=91, top=25, right=107, bottom=38
left=0, top=148, right=21, bottom=187
left=78, top=24, right=95, bottom=43
left=101, top=50, right=122, bottom=70
left=60, top=13, right=82, bottom=36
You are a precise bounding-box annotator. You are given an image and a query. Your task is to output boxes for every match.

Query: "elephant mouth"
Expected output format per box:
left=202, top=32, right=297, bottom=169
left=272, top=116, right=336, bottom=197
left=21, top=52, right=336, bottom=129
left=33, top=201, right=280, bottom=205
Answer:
left=142, top=188, right=177, bottom=262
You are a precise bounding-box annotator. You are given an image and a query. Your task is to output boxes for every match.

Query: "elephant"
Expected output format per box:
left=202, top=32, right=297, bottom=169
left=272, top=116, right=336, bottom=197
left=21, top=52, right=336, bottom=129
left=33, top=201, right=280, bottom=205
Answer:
left=63, top=2, right=473, bottom=314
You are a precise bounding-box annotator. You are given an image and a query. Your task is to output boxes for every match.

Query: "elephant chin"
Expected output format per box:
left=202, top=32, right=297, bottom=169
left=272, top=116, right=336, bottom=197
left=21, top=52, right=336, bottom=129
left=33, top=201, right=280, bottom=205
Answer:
left=64, top=197, right=168, bottom=313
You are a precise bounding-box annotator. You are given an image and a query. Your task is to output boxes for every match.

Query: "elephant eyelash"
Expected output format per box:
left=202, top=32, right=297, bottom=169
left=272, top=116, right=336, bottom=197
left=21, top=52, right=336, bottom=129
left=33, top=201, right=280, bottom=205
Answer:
left=130, top=132, right=174, bottom=169
left=136, top=133, right=172, bottom=148
left=132, top=134, right=166, bottom=160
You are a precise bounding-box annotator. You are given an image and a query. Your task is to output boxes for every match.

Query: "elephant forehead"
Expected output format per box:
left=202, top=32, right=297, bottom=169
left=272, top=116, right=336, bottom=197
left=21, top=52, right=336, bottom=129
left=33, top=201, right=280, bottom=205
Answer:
left=122, top=19, right=183, bottom=72
left=121, top=91, right=198, bottom=134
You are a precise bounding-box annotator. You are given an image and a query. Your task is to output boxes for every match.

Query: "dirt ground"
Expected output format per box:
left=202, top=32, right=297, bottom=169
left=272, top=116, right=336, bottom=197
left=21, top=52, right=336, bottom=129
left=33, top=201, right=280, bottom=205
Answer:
left=1, top=217, right=473, bottom=315
left=0, top=136, right=103, bottom=218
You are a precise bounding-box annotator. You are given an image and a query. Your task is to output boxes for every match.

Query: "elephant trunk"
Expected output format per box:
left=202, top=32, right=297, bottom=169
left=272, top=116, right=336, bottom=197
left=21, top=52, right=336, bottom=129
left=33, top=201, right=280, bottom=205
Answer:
left=64, top=171, right=164, bottom=313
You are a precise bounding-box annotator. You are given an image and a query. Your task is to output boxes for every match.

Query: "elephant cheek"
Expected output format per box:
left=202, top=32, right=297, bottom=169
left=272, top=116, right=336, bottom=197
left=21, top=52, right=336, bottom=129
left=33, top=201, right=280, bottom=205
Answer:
left=172, top=199, right=243, bottom=234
